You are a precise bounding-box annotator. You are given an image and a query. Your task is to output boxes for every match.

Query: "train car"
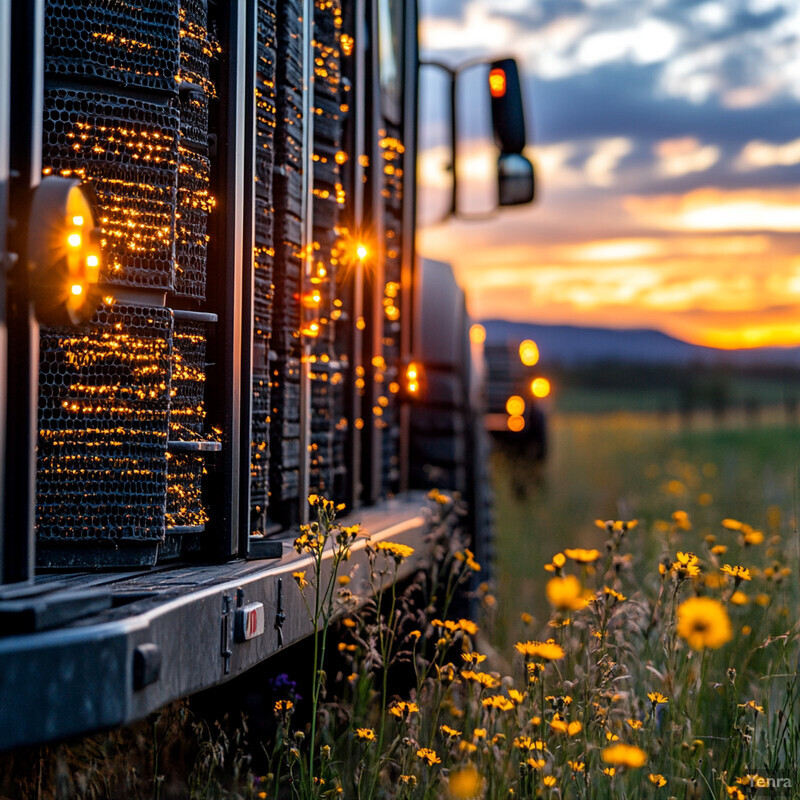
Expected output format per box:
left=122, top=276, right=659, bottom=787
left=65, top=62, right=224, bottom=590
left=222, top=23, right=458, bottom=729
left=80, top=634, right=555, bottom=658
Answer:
left=0, top=0, right=533, bottom=751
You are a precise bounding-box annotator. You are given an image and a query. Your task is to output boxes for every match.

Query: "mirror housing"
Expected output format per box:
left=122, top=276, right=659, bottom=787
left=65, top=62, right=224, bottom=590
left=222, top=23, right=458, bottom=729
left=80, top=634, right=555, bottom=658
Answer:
left=498, top=153, right=535, bottom=207
left=489, top=58, right=526, bottom=155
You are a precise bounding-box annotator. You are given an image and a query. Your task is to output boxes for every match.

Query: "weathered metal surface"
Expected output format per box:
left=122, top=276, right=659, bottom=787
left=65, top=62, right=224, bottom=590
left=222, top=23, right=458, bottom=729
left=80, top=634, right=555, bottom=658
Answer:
left=0, top=494, right=433, bottom=751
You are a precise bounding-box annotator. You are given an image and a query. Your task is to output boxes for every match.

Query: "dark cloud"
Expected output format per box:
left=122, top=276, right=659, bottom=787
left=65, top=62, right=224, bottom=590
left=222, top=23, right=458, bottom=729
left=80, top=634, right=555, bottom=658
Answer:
left=529, top=63, right=800, bottom=147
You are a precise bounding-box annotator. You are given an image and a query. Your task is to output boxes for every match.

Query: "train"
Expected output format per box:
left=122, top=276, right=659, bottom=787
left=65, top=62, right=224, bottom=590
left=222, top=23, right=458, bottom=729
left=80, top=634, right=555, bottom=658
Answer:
left=0, top=0, right=534, bottom=751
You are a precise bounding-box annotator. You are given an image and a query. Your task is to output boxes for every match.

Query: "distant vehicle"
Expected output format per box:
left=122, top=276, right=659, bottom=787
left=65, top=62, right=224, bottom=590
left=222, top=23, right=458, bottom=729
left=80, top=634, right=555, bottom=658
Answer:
left=0, top=0, right=534, bottom=750
left=483, top=338, right=549, bottom=460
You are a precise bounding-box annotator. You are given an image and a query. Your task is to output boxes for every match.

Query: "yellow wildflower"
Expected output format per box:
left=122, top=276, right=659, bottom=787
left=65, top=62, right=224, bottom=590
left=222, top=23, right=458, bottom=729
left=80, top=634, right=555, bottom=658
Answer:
left=647, top=692, right=668, bottom=705
left=729, top=591, right=749, bottom=605
left=439, top=724, right=461, bottom=739
left=473, top=727, right=487, bottom=739
left=601, top=744, right=647, bottom=767
left=416, top=747, right=441, bottom=766
left=459, top=741, right=477, bottom=754
left=375, top=541, right=414, bottom=562
left=722, top=518, right=744, bottom=531
left=721, top=564, right=751, bottom=581
left=545, top=575, right=590, bottom=610
left=743, top=528, right=764, bottom=545
left=563, top=547, right=601, bottom=563
left=738, top=700, right=764, bottom=713
left=355, top=728, right=375, bottom=742
left=482, top=695, right=515, bottom=711
left=461, top=651, right=487, bottom=665
left=508, top=689, right=525, bottom=704
left=711, top=544, right=727, bottom=555
left=461, top=670, right=500, bottom=689
left=447, top=765, right=482, bottom=799
left=671, top=551, right=701, bottom=579
left=676, top=597, right=733, bottom=651
left=526, top=757, right=545, bottom=769
left=604, top=586, right=627, bottom=602
left=543, top=776, right=557, bottom=787
left=292, top=571, right=309, bottom=590
left=389, top=701, right=419, bottom=718
left=568, top=760, right=585, bottom=772
left=399, top=775, right=417, bottom=786
left=550, top=719, right=582, bottom=736
left=515, top=640, right=565, bottom=661
left=520, top=612, right=533, bottom=625
left=626, top=719, right=643, bottom=730
left=649, top=774, right=667, bottom=787
left=602, top=767, right=615, bottom=777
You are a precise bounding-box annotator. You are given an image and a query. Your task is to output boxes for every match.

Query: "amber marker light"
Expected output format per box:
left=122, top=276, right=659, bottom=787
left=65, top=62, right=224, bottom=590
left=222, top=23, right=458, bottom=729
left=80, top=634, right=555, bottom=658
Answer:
left=470, top=323, right=487, bottom=344
left=29, top=176, right=103, bottom=326
left=489, top=68, right=507, bottom=98
left=405, top=361, right=423, bottom=395
left=519, top=339, right=539, bottom=366
left=506, top=395, right=525, bottom=416
left=531, top=377, right=551, bottom=398
left=507, top=414, right=525, bottom=432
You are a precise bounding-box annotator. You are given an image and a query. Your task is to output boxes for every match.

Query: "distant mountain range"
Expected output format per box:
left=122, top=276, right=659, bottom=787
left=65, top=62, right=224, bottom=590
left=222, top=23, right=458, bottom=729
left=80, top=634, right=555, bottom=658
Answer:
left=481, top=319, right=800, bottom=368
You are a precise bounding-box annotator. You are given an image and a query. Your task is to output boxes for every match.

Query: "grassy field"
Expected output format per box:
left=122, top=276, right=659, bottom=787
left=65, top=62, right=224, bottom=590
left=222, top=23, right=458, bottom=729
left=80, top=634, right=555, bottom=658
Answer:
left=490, top=410, right=800, bottom=649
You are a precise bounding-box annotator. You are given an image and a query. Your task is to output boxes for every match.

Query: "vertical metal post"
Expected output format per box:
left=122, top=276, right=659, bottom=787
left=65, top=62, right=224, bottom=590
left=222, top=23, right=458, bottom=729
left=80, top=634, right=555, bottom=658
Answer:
left=398, top=0, right=419, bottom=494
left=360, top=0, right=383, bottom=505
left=3, top=0, right=43, bottom=585
left=239, top=0, right=258, bottom=553
left=344, top=0, right=367, bottom=511
left=298, top=0, right=315, bottom=524
left=207, top=0, right=247, bottom=559
left=0, top=0, right=11, bottom=579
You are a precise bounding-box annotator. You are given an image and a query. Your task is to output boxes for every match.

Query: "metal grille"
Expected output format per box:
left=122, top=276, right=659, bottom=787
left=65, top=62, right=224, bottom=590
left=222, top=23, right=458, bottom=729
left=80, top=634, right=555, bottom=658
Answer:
left=44, top=0, right=180, bottom=92
left=36, top=304, right=173, bottom=566
left=308, top=0, right=345, bottom=498
left=175, top=145, right=213, bottom=298
left=267, top=0, right=305, bottom=526
left=42, top=87, right=179, bottom=290
left=379, top=128, right=404, bottom=494
left=250, top=0, right=279, bottom=534
left=164, top=317, right=211, bottom=556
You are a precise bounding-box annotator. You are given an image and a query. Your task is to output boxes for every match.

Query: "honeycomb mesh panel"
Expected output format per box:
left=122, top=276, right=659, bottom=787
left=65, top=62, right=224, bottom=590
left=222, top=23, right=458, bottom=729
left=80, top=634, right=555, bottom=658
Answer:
left=267, top=0, right=304, bottom=526
left=379, top=126, right=405, bottom=495
left=250, top=0, right=278, bottom=533
left=166, top=318, right=210, bottom=532
left=175, top=146, right=212, bottom=298
left=36, top=304, right=173, bottom=560
left=43, top=87, right=179, bottom=290
left=308, top=0, right=344, bottom=498
left=178, top=0, right=217, bottom=150
left=44, top=0, right=180, bottom=91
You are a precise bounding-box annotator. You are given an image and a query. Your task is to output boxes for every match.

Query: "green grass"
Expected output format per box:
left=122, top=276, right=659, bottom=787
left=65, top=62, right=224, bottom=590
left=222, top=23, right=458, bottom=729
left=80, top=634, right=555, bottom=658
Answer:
left=490, top=410, right=800, bottom=650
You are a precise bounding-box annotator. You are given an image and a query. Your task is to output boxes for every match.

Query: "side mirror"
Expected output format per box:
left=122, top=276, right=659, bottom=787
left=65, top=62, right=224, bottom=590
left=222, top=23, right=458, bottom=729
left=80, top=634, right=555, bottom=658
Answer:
left=498, top=153, right=535, bottom=207
left=488, top=58, right=526, bottom=155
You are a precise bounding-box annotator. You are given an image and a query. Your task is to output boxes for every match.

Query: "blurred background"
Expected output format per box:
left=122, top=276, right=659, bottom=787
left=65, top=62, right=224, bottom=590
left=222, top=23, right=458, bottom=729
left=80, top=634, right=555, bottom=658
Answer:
left=415, top=0, right=800, bottom=648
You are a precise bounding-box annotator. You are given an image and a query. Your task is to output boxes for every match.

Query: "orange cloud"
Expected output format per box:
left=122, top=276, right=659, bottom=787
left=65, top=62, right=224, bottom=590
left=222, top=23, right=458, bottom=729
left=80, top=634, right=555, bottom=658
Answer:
left=623, top=187, right=800, bottom=232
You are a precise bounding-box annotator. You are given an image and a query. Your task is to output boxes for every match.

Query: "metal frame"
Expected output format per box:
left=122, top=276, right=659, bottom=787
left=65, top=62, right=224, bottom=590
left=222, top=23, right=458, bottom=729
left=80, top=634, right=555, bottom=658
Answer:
left=206, top=0, right=250, bottom=559
left=0, top=494, right=433, bottom=751
left=0, top=0, right=10, bottom=580
left=398, top=0, right=419, bottom=493
left=2, top=0, right=43, bottom=585
left=298, top=0, right=316, bottom=526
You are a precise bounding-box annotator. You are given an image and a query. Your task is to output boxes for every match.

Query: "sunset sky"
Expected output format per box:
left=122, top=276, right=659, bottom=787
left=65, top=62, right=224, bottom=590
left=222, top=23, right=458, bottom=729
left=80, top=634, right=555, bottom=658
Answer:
left=416, top=0, right=800, bottom=349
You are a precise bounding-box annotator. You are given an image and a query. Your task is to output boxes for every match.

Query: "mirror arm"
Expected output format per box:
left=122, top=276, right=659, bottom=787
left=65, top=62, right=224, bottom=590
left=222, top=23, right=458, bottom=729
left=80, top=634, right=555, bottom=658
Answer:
left=419, top=58, right=495, bottom=223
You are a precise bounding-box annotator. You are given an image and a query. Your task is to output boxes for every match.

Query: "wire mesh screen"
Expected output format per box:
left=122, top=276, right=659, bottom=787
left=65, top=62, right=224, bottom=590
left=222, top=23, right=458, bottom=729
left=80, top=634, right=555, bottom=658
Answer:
left=379, top=126, right=404, bottom=495
left=267, top=0, right=304, bottom=528
left=42, top=87, right=179, bottom=291
left=44, top=0, right=180, bottom=92
left=250, top=0, right=278, bottom=534
left=36, top=305, right=173, bottom=567
left=308, top=0, right=346, bottom=499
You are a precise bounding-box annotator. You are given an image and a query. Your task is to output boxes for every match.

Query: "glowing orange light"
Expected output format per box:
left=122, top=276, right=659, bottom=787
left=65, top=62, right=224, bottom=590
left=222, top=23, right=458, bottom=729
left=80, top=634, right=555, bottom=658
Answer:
left=86, top=254, right=99, bottom=268
left=71, top=215, right=84, bottom=226
left=302, top=322, right=320, bottom=337
left=356, top=244, right=368, bottom=260
left=507, top=414, right=525, bottom=432
left=489, top=68, right=507, bottom=98
left=531, top=377, right=551, bottom=398
left=519, top=339, right=539, bottom=366
left=70, top=283, right=84, bottom=296
left=406, top=365, right=418, bottom=381
left=506, top=395, right=525, bottom=416
left=470, top=324, right=487, bottom=344
left=335, top=151, right=347, bottom=165
left=302, top=291, right=322, bottom=308
left=67, top=233, right=82, bottom=248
